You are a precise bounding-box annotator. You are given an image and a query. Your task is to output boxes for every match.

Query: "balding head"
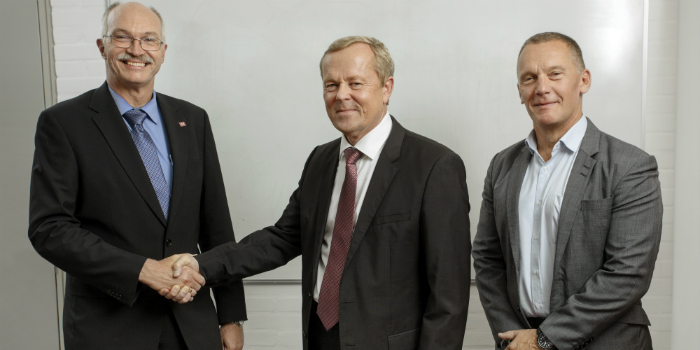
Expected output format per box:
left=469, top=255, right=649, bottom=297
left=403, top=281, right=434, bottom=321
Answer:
left=102, top=2, right=165, bottom=42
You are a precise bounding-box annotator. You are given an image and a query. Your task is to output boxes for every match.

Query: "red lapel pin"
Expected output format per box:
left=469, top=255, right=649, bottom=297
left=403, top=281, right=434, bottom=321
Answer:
left=179, top=121, right=186, bottom=127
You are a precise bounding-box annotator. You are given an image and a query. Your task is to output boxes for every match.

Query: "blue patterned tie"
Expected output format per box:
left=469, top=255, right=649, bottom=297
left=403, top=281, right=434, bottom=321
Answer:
left=123, top=109, right=170, bottom=219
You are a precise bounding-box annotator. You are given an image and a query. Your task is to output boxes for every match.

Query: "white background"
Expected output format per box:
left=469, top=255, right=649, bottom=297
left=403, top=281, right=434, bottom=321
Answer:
left=151, top=0, right=645, bottom=279
left=40, top=0, right=690, bottom=348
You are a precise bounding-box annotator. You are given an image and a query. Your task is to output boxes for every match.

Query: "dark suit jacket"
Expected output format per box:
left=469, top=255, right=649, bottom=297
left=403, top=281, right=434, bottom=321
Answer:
left=472, top=119, right=663, bottom=350
left=196, top=117, right=471, bottom=349
left=28, top=82, right=247, bottom=350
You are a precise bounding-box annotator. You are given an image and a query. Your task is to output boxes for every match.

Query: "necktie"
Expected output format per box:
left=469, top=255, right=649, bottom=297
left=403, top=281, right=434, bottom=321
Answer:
left=123, top=109, right=170, bottom=219
left=317, top=147, right=362, bottom=330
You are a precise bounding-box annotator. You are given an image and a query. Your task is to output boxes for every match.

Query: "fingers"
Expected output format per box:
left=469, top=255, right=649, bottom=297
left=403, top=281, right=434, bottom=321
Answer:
left=172, top=255, right=193, bottom=277
left=179, top=267, right=204, bottom=290
left=163, top=285, right=198, bottom=303
left=498, top=330, right=518, bottom=340
left=164, top=285, right=181, bottom=300
left=174, top=285, right=192, bottom=303
left=191, top=267, right=205, bottom=286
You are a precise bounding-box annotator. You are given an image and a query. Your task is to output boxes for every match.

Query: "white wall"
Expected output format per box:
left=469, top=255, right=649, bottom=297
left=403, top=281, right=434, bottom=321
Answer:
left=642, top=1, right=679, bottom=348
left=671, top=0, right=700, bottom=348
left=48, top=0, right=683, bottom=349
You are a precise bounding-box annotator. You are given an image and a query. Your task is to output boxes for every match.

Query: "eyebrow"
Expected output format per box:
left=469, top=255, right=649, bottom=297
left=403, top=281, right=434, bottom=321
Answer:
left=323, top=75, right=364, bottom=83
left=111, top=28, right=161, bottom=37
left=519, top=64, right=568, bottom=76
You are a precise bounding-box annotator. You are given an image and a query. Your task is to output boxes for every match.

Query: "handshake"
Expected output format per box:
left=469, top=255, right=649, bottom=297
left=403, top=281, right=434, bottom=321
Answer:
left=138, top=254, right=203, bottom=304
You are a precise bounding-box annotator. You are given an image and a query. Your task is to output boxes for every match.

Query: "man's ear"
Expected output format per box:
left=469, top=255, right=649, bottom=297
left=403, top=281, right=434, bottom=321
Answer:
left=97, top=38, right=106, bottom=59
left=579, top=69, right=591, bottom=94
left=160, top=43, right=167, bottom=61
left=517, top=83, right=524, bottom=104
left=382, top=76, right=394, bottom=104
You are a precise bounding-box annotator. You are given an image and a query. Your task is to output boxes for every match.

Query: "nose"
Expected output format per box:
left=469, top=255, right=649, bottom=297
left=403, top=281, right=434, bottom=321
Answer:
left=535, top=75, right=551, bottom=95
left=335, top=82, right=351, bottom=101
left=127, top=38, right=146, bottom=56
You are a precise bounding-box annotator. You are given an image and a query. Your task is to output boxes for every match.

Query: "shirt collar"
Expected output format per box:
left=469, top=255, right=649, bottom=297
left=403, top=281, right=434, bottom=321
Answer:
left=339, top=111, right=393, bottom=161
left=108, top=85, right=159, bottom=124
left=525, top=115, right=588, bottom=155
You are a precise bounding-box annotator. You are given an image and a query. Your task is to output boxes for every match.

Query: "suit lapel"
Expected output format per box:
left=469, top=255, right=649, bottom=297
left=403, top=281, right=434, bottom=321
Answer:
left=157, top=94, right=187, bottom=228
left=506, top=147, right=531, bottom=274
left=311, top=140, right=341, bottom=286
left=553, top=119, right=600, bottom=273
left=90, top=83, right=167, bottom=226
left=344, top=117, right=403, bottom=267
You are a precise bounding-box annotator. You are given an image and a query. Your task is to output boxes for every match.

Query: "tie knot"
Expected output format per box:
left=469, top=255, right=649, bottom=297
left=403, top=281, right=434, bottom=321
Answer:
left=344, top=147, right=362, bottom=165
left=123, top=109, right=148, bottom=127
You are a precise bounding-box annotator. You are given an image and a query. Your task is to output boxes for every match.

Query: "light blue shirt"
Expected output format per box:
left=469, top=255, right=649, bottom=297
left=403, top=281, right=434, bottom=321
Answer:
left=108, top=86, right=173, bottom=193
left=518, top=116, right=587, bottom=318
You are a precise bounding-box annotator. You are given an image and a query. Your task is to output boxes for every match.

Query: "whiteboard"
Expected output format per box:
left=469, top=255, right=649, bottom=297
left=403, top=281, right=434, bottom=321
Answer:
left=151, top=0, right=645, bottom=280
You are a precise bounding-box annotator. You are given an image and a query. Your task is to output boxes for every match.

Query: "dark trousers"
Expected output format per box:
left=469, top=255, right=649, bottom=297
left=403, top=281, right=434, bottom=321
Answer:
left=527, top=317, right=546, bottom=329
left=308, top=301, right=340, bottom=350
left=158, top=308, right=188, bottom=350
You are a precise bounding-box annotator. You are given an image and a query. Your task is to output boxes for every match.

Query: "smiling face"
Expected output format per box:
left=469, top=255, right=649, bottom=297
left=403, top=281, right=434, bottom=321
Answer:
left=97, top=3, right=166, bottom=93
left=321, top=43, right=394, bottom=145
left=517, top=40, right=590, bottom=133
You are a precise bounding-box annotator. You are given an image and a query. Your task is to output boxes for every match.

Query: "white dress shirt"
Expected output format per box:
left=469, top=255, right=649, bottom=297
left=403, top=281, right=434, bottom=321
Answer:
left=518, top=116, right=587, bottom=317
left=313, top=112, right=393, bottom=301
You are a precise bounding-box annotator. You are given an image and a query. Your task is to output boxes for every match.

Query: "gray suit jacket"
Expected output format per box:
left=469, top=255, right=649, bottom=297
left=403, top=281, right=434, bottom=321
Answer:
left=472, top=118, right=662, bottom=350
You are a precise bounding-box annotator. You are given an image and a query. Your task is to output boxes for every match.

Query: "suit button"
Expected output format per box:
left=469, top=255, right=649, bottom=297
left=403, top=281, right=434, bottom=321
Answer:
left=165, top=239, right=173, bottom=247
left=303, top=331, right=307, bottom=339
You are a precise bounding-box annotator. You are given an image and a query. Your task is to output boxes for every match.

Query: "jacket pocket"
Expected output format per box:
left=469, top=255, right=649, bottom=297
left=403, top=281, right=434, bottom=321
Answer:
left=388, top=328, right=420, bottom=350
left=375, top=212, right=411, bottom=225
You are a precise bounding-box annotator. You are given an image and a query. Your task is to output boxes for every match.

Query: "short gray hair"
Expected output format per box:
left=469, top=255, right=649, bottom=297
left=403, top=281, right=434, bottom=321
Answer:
left=320, top=36, right=395, bottom=84
left=518, top=32, right=585, bottom=73
left=102, top=2, right=166, bottom=42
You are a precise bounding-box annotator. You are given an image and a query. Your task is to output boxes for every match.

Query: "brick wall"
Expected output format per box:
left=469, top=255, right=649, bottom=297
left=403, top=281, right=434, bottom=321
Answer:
left=51, top=0, right=105, bottom=102
left=49, top=1, right=679, bottom=349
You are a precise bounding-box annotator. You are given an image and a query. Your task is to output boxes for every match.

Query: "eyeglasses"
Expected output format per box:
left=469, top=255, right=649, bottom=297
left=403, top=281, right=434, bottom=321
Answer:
left=104, top=35, right=163, bottom=51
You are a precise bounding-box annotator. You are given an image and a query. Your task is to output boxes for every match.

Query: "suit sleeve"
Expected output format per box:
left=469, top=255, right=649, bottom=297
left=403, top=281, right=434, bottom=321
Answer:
left=472, top=156, right=527, bottom=347
left=417, top=152, right=472, bottom=350
left=195, top=148, right=317, bottom=285
left=196, top=111, right=248, bottom=324
left=28, top=111, right=146, bottom=306
left=541, top=155, right=663, bottom=349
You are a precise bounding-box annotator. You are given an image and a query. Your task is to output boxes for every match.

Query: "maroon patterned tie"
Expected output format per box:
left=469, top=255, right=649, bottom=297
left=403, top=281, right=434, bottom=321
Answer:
left=317, top=147, right=362, bottom=330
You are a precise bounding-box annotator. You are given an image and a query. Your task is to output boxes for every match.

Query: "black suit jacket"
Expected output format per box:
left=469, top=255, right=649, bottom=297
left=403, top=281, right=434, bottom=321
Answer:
left=197, top=117, right=472, bottom=349
left=28, top=82, right=246, bottom=350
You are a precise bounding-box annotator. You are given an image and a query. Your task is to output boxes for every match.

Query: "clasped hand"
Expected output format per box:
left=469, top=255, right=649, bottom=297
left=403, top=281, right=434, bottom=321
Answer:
left=139, top=254, right=203, bottom=304
left=498, top=329, right=540, bottom=350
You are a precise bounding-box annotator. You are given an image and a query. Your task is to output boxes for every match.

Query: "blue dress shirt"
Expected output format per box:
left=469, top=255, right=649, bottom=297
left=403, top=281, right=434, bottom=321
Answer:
left=108, top=86, right=173, bottom=193
left=518, top=116, right=588, bottom=318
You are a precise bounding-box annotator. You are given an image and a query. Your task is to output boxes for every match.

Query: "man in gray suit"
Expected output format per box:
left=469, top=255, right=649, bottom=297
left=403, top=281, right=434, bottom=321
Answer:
left=472, top=32, right=663, bottom=350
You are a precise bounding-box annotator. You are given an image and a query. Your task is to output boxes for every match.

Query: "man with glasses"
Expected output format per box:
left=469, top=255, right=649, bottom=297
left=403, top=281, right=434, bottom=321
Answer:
left=28, top=2, right=246, bottom=349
